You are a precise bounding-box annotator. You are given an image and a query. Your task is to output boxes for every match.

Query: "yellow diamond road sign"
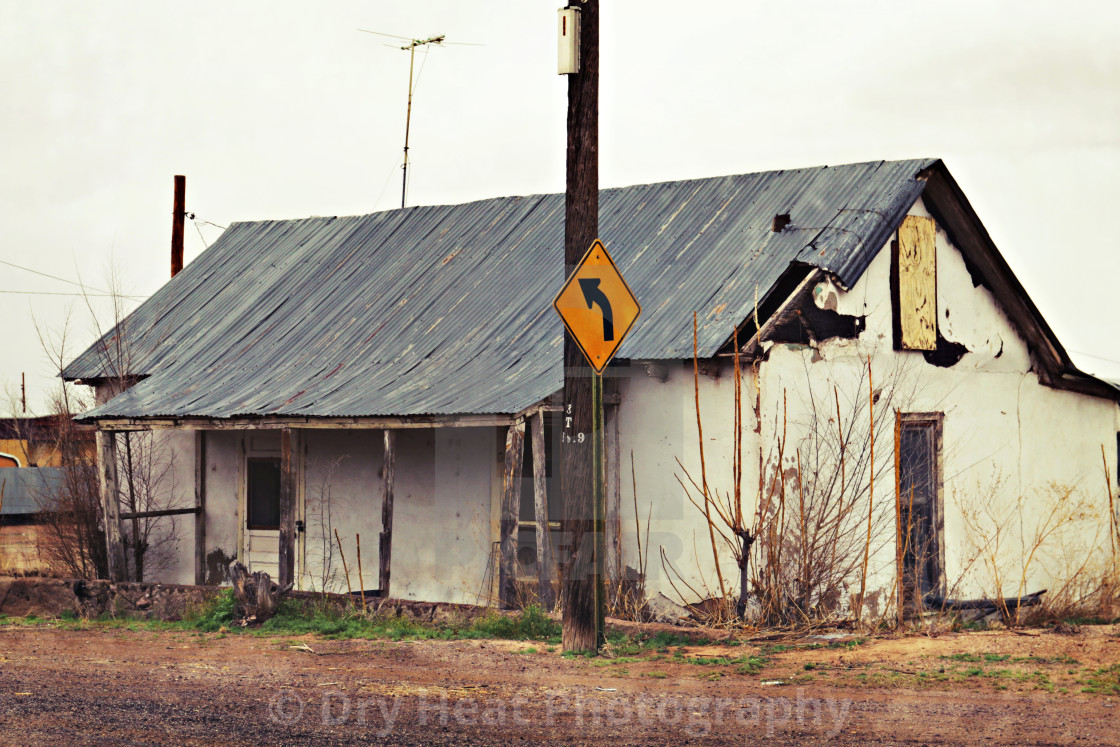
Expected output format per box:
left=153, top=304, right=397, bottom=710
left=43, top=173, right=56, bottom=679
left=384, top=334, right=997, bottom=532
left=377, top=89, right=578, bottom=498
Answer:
left=553, top=240, right=641, bottom=375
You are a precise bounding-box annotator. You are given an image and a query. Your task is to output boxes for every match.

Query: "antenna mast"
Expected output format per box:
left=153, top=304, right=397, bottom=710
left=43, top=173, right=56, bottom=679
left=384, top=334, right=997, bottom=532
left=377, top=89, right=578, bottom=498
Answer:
left=400, top=35, right=444, bottom=208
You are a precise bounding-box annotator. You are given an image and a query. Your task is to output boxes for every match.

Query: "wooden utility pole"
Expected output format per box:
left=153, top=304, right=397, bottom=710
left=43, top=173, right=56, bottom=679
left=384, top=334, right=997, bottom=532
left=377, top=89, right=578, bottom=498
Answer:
left=171, top=175, right=185, bottom=278
left=561, top=0, right=601, bottom=653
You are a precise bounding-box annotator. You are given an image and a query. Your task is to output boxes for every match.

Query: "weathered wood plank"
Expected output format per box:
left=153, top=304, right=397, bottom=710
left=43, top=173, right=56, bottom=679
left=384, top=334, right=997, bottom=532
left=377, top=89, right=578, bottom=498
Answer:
left=121, top=507, right=201, bottom=520
left=194, top=430, right=206, bottom=585
left=898, top=215, right=937, bottom=351
left=278, top=429, right=295, bottom=588
left=531, top=412, right=556, bottom=611
left=90, top=413, right=514, bottom=432
left=96, top=430, right=127, bottom=582
left=379, top=430, right=396, bottom=598
left=498, top=420, right=526, bottom=609
left=605, top=403, right=621, bottom=584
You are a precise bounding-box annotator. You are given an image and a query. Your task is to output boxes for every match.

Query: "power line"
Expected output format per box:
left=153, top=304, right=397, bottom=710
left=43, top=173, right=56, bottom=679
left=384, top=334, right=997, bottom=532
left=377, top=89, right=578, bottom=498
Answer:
left=0, top=258, right=119, bottom=296
left=0, top=289, right=146, bottom=299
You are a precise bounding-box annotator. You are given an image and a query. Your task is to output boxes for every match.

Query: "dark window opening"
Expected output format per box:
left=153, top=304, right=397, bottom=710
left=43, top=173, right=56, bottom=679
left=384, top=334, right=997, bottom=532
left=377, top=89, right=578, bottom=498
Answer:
left=247, top=458, right=281, bottom=530
left=898, top=414, right=943, bottom=610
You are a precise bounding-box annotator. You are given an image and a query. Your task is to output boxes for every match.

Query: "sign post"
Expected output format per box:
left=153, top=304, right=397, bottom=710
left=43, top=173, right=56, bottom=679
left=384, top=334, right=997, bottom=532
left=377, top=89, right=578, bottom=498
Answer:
left=554, top=239, right=640, bottom=652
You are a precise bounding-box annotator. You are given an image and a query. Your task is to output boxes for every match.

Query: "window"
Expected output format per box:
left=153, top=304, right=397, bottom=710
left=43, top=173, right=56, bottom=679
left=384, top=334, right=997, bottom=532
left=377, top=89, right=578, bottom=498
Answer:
left=897, top=413, right=944, bottom=609
left=891, top=215, right=938, bottom=351
left=247, top=458, right=281, bottom=530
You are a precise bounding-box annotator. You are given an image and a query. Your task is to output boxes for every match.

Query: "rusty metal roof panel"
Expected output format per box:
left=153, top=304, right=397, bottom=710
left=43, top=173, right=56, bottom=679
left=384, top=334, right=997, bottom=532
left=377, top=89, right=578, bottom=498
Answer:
left=67, top=159, right=935, bottom=420
left=0, top=467, right=65, bottom=515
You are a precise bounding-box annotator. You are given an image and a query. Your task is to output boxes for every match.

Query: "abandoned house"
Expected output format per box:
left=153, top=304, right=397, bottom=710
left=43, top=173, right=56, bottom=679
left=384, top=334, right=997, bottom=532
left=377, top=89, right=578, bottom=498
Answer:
left=62, top=159, right=1120, bottom=616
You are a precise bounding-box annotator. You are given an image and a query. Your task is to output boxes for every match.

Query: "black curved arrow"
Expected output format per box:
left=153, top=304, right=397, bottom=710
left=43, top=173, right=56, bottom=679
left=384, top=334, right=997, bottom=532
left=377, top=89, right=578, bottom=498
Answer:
left=578, top=278, right=614, bottom=341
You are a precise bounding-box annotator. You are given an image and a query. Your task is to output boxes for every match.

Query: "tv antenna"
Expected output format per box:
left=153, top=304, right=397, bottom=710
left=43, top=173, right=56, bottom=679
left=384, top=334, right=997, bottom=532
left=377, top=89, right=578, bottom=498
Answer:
left=360, top=29, right=482, bottom=208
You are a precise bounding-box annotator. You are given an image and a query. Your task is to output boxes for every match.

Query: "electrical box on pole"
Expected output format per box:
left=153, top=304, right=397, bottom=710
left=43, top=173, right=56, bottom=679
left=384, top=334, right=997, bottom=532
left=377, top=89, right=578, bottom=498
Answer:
left=558, top=7, right=580, bottom=75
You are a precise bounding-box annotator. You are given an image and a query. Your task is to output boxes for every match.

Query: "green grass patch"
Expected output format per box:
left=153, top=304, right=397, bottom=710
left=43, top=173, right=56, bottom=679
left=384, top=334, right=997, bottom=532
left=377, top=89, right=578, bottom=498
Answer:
left=1012, top=654, right=1079, bottom=666
left=941, top=653, right=982, bottom=663
left=1078, top=664, right=1120, bottom=695
left=734, top=656, right=768, bottom=675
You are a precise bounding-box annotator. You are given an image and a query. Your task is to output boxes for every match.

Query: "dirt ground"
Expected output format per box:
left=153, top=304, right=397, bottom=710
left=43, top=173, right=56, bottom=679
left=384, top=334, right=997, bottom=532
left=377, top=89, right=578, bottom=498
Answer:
left=1, top=621, right=1118, bottom=745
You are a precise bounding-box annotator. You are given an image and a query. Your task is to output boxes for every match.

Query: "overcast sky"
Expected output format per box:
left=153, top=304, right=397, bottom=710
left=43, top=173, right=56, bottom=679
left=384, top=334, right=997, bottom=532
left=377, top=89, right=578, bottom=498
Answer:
left=2, top=1, right=1118, bottom=414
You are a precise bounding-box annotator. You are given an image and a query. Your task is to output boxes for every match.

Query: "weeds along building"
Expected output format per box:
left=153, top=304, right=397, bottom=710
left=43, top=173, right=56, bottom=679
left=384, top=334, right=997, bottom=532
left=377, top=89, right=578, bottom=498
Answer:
left=63, top=159, right=1120, bottom=619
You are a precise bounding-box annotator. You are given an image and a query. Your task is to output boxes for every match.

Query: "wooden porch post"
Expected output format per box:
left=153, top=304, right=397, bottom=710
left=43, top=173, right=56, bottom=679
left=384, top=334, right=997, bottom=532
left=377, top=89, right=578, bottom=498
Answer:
left=194, top=430, right=207, bottom=585
left=379, top=430, right=396, bottom=598
left=278, top=428, right=295, bottom=588
left=96, top=430, right=127, bottom=582
left=498, top=420, right=526, bottom=609
left=531, top=412, right=556, bottom=610
left=605, top=402, right=621, bottom=584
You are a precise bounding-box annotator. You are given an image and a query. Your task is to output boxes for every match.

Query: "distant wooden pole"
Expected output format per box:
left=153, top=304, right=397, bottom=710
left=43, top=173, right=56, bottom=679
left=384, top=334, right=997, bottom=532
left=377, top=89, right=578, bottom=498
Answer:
left=171, top=175, right=185, bottom=278
left=278, top=429, right=295, bottom=588
left=561, top=0, right=600, bottom=653
left=379, top=430, right=396, bottom=597
left=531, top=412, right=556, bottom=610
left=96, top=431, right=127, bottom=581
left=499, top=420, right=526, bottom=608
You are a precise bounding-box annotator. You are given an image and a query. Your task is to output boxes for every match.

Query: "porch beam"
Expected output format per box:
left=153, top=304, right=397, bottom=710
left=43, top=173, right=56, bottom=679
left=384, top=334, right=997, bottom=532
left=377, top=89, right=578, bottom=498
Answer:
left=379, top=430, right=396, bottom=598
left=121, top=506, right=200, bottom=520
left=84, top=413, right=516, bottom=433
left=96, top=430, right=127, bottom=582
left=498, top=420, right=526, bottom=609
left=278, top=429, right=295, bottom=588
left=531, top=412, right=556, bottom=611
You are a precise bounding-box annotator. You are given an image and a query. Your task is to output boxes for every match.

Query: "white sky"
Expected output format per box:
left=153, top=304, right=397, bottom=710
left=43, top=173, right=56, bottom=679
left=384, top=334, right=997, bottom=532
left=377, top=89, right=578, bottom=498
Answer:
left=2, top=1, right=1118, bottom=414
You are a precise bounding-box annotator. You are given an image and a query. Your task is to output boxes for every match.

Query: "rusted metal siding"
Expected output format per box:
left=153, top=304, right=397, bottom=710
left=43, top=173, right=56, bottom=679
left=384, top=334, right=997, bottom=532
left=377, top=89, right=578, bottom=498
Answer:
left=67, top=159, right=936, bottom=420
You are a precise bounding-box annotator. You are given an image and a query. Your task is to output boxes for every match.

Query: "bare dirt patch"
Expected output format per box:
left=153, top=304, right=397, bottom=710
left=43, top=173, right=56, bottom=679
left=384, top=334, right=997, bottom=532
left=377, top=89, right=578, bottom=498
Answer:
left=0, top=622, right=1118, bottom=745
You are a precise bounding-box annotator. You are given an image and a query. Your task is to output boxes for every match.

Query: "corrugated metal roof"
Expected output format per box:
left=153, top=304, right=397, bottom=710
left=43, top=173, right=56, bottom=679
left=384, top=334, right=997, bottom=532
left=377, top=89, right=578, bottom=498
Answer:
left=66, top=158, right=935, bottom=420
left=0, top=467, right=65, bottom=515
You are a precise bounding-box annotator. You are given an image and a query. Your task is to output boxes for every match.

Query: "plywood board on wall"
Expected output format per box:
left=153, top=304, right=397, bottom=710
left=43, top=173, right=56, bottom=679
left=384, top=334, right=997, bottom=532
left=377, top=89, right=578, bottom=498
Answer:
left=898, top=215, right=937, bottom=351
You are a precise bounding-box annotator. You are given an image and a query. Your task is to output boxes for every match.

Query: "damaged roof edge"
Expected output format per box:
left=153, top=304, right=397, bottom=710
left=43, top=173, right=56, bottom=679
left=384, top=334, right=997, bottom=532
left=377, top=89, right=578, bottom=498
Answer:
left=920, top=162, right=1120, bottom=402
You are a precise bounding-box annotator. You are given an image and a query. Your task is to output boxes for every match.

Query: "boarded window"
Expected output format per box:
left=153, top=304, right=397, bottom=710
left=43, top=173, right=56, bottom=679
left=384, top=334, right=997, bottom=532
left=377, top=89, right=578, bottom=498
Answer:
left=893, top=215, right=937, bottom=351
left=897, top=414, right=943, bottom=609
left=247, top=458, right=281, bottom=530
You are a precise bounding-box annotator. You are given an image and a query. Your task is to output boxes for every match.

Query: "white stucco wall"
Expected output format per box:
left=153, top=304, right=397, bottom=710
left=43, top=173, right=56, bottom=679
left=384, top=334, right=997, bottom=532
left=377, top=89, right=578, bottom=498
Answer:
left=611, top=196, right=1117, bottom=615
left=616, top=359, right=759, bottom=603
left=754, top=196, right=1118, bottom=610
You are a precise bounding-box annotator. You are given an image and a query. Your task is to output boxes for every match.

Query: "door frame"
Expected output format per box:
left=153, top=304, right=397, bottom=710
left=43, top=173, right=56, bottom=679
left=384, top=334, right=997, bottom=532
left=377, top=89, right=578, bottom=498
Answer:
left=895, top=412, right=946, bottom=609
left=237, top=431, right=305, bottom=583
